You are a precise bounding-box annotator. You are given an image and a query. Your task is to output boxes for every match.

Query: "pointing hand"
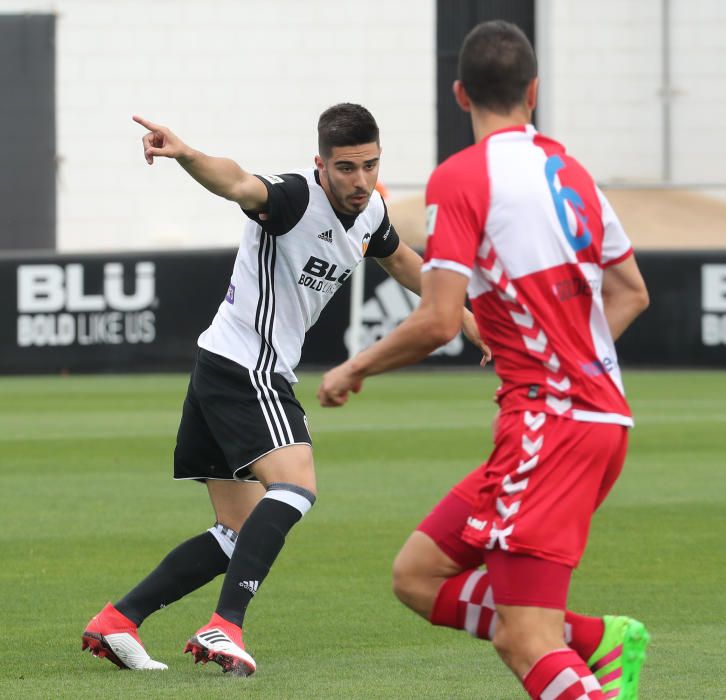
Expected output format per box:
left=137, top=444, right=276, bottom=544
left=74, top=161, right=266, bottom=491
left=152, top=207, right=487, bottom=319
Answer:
left=133, top=115, right=190, bottom=165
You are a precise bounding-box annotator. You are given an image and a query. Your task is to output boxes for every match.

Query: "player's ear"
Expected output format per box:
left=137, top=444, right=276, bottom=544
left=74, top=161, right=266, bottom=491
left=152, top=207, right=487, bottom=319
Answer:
left=526, top=77, right=539, bottom=112
left=314, top=155, right=325, bottom=172
left=453, top=80, right=471, bottom=113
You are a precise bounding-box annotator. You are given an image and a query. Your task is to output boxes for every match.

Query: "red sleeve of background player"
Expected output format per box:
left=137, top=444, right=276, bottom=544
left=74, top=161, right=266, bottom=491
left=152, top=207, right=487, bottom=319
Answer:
left=422, top=147, right=490, bottom=279
left=597, top=187, right=633, bottom=267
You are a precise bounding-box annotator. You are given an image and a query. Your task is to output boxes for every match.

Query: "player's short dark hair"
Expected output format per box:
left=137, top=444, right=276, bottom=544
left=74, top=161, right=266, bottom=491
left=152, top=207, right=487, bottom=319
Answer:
left=318, top=103, right=379, bottom=158
left=458, top=20, right=537, bottom=113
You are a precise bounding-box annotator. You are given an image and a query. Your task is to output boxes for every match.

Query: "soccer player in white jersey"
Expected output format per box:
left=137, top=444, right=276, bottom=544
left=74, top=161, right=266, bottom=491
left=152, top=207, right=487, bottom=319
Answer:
left=81, top=103, right=488, bottom=675
left=318, top=24, right=650, bottom=700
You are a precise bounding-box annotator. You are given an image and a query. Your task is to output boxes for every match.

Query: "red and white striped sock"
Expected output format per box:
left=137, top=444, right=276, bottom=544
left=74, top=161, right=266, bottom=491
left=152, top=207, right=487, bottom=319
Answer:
left=429, top=569, right=497, bottom=639
left=430, top=570, right=604, bottom=662
left=524, top=648, right=605, bottom=699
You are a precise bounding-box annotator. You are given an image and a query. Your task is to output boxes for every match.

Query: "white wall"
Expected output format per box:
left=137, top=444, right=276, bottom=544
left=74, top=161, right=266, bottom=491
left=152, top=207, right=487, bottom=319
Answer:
left=3, top=0, right=724, bottom=250
left=537, top=0, right=726, bottom=186
left=1, top=0, right=436, bottom=251
left=670, top=0, right=726, bottom=183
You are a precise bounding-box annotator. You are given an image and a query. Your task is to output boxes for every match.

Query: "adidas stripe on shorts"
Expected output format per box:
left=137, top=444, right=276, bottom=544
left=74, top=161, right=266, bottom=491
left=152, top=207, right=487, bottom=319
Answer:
left=174, top=349, right=312, bottom=482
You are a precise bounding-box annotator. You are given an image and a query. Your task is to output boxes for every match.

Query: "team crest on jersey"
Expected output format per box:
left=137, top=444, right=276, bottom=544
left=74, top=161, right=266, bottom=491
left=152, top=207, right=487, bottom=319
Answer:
left=362, top=232, right=371, bottom=256
left=225, top=283, right=235, bottom=304
left=426, top=204, right=438, bottom=236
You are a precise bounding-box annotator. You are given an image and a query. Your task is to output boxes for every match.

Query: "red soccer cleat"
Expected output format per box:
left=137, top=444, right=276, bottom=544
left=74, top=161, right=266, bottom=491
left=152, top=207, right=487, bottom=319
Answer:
left=82, top=603, right=167, bottom=670
left=184, top=612, right=256, bottom=676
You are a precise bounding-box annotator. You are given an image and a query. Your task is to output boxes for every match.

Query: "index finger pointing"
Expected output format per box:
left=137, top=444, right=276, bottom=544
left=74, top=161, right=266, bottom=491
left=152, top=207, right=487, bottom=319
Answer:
left=132, top=114, right=162, bottom=132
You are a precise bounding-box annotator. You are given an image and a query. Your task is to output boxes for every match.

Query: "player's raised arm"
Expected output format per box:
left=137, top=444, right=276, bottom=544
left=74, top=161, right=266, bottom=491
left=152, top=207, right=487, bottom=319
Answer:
left=132, top=115, right=268, bottom=211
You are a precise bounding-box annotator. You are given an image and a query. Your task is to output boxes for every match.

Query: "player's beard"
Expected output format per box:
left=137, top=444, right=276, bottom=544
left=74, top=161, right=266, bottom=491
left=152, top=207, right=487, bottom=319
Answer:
left=329, top=178, right=371, bottom=215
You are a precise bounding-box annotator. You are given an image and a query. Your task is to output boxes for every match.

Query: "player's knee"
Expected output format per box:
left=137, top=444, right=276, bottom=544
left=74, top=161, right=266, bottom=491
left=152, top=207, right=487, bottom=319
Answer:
left=253, top=444, right=317, bottom=494
left=492, top=615, right=564, bottom=676
left=491, top=619, right=511, bottom=655
left=491, top=617, right=536, bottom=660
left=491, top=619, right=521, bottom=669
left=265, top=482, right=316, bottom=518
left=391, top=554, right=435, bottom=618
left=214, top=510, right=246, bottom=533
left=391, top=553, right=416, bottom=605
left=207, top=521, right=239, bottom=559
left=302, top=483, right=317, bottom=498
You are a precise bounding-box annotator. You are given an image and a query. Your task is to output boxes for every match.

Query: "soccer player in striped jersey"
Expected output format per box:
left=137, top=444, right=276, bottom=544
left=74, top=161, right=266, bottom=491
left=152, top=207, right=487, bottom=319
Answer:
left=318, top=23, right=650, bottom=700
left=82, top=103, right=489, bottom=675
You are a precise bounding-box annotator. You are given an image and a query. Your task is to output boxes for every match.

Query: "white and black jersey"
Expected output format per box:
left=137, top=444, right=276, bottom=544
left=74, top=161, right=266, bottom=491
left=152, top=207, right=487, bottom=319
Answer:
left=197, top=168, right=400, bottom=383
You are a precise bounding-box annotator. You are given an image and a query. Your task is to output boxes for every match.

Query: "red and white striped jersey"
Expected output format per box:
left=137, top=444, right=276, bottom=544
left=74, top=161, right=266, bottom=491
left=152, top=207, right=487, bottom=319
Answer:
left=423, top=125, right=634, bottom=426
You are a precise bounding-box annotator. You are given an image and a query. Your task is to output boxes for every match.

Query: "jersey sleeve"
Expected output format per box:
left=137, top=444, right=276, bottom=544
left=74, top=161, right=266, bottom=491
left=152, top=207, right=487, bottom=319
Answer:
left=365, top=199, right=400, bottom=258
left=422, top=157, right=488, bottom=279
left=243, top=173, right=310, bottom=236
left=597, top=187, right=633, bottom=267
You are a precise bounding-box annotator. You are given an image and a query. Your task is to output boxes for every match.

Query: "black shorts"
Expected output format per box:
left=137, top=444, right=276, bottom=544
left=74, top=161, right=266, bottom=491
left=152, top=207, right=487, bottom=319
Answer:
left=173, top=349, right=312, bottom=481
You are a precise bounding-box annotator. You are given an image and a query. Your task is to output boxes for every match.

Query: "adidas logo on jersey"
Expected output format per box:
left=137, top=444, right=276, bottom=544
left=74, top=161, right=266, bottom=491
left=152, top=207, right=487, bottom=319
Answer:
left=318, top=229, right=333, bottom=243
left=239, top=580, right=259, bottom=594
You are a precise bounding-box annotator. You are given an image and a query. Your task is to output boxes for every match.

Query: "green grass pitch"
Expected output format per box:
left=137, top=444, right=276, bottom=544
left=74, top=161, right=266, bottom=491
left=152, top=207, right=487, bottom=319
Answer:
left=1, top=369, right=724, bottom=699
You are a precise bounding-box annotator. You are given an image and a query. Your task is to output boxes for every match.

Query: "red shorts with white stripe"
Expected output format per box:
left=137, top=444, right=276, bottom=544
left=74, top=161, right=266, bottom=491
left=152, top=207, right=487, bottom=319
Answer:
left=419, top=411, right=628, bottom=569
left=417, top=470, right=486, bottom=570
left=418, top=482, right=575, bottom=608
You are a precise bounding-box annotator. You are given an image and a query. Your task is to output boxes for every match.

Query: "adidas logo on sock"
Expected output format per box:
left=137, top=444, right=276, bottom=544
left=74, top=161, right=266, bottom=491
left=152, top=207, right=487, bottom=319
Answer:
left=239, top=580, right=259, bottom=594
left=317, top=229, right=333, bottom=243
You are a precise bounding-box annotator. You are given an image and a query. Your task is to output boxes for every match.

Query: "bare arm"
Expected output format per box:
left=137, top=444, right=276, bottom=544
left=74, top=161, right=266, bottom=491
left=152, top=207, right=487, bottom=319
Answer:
left=317, top=269, right=469, bottom=406
left=133, top=115, right=268, bottom=211
left=377, top=244, right=491, bottom=362
left=602, top=254, right=650, bottom=340
left=375, top=242, right=425, bottom=295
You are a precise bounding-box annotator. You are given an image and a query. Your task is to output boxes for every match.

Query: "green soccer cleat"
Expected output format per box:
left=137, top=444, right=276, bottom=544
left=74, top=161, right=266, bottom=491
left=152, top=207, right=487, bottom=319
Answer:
left=587, top=615, right=650, bottom=699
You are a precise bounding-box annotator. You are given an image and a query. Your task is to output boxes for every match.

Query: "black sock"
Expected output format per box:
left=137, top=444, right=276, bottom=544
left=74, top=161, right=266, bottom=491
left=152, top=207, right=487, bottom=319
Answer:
left=215, top=485, right=315, bottom=627
left=115, top=530, right=230, bottom=626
